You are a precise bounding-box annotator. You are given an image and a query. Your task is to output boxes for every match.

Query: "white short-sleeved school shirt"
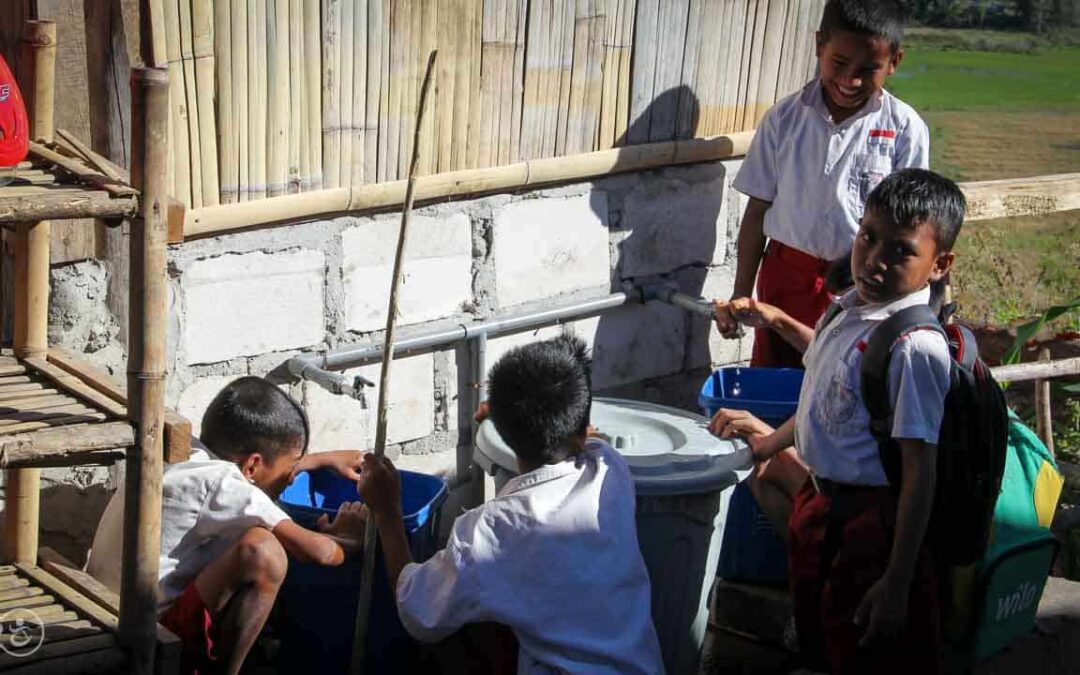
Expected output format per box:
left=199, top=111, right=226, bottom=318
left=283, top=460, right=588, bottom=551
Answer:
left=795, top=286, right=951, bottom=486
left=395, top=440, right=664, bottom=675
left=86, top=443, right=290, bottom=616
left=733, top=79, right=930, bottom=261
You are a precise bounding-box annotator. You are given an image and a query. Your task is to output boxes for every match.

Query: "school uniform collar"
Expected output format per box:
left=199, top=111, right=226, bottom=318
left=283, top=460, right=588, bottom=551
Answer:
left=499, top=451, right=596, bottom=496
left=800, top=78, right=885, bottom=125
left=835, top=285, right=932, bottom=321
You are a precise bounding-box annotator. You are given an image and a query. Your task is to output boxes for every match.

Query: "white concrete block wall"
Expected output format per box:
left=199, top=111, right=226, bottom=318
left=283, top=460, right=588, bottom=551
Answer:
left=36, top=159, right=752, bottom=559
left=181, top=250, right=326, bottom=365
left=492, top=193, right=611, bottom=308
left=343, top=214, right=473, bottom=332
left=303, top=353, right=435, bottom=452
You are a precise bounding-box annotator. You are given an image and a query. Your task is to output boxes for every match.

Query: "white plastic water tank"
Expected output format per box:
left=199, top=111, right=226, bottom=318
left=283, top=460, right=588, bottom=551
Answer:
left=474, top=397, right=752, bottom=674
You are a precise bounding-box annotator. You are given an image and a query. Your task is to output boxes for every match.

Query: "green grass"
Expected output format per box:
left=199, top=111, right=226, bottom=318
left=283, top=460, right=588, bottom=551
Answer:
left=887, top=47, right=1080, bottom=110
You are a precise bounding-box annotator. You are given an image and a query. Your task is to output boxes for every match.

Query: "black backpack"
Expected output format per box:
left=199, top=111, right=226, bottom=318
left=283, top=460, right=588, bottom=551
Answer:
left=821, top=302, right=1009, bottom=566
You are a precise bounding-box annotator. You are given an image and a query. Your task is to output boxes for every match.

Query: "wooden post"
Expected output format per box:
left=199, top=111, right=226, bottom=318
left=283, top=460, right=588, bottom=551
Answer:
left=3, top=20, right=57, bottom=566
left=119, top=66, right=169, bottom=674
left=1035, top=346, right=1055, bottom=458
left=350, top=50, right=437, bottom=675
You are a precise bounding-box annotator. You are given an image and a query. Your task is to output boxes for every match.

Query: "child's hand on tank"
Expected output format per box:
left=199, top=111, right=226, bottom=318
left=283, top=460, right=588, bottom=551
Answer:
left=708, top=408, right=774, bottom=440
left=314, top=449, right=364, bottom=481
left=356, top=453, right=402, bottom=520
left=713, top=299, right=743, bottom=339
left=316, top=501, right=368, bottom=540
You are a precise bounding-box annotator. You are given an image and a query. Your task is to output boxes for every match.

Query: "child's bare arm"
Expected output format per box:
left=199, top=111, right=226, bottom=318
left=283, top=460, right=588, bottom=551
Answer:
left=357, top=453, right=414, bottom=591
left=855, top=439, right=936, bottom=645
left=296, top=449, right=364, bottom=481
left=728, top=297, right=815, bottom=354
left=272, top=503, right=367, bottom=566
left=732, top=198, right=770, bottom=295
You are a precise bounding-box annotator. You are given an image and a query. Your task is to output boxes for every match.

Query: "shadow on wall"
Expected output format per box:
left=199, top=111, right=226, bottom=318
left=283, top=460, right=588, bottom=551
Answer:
left=588, top=85, right=725, bottom=411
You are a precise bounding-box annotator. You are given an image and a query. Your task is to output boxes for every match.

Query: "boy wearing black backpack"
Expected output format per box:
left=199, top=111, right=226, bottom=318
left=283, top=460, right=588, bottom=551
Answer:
left=729, top=169, right=975, bottom=674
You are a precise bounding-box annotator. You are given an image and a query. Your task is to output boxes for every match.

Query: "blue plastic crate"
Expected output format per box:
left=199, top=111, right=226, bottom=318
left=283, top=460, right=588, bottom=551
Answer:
left=276, top=469, right=448, bottom=674
left=699, top=367, right=804, bottom=427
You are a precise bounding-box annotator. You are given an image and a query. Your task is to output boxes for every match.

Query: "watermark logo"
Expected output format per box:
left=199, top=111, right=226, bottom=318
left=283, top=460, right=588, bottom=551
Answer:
left=0, top=608, right=45, bottom=658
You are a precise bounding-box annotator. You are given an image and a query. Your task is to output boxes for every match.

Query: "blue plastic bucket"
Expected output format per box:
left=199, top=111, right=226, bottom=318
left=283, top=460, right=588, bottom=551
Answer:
left=699, top=368, right=802, bottom=586
left=276, top=469, right=448, bottom=674
left=698, top=367, right=804, bottom=427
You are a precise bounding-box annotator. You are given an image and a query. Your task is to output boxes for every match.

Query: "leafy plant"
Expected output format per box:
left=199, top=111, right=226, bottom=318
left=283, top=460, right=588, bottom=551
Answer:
left=1002, top=296, right=1080, bottom=364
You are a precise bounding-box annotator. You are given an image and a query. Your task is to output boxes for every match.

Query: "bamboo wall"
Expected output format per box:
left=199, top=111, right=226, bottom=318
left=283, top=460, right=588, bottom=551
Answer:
left=153, top=0, right=822, bottom=207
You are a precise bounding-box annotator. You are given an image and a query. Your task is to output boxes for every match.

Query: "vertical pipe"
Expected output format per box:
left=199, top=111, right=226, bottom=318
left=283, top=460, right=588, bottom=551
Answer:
left=120, top=66, right=170, bottom=674
left=4, top=20, right=57, bottom=566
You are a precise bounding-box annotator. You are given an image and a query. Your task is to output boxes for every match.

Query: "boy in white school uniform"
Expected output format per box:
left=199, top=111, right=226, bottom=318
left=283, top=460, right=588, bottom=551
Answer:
left=88, top=377, right=368, bottom=675
left=358, top=335, right=664, bottom=674
left=715, top=0, right=930, bottom=369
left=714, top=169, right=964, bottom=674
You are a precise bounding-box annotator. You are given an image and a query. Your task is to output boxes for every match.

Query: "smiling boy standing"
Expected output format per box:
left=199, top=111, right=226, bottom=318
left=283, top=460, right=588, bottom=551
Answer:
left=715, top=0, right=929, bottom=368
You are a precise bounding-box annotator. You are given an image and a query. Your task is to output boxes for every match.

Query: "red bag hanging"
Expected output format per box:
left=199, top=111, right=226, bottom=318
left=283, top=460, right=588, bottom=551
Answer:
left=0, top=54, right=30, bottom=169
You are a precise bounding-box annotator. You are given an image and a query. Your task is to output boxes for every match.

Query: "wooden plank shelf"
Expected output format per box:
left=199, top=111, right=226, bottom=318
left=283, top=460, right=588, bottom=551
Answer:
left=0, top=564, right=125, bottom=673
left=0, top=142, right=139, bottom=225
left=0, top=357, right=132, bottom=470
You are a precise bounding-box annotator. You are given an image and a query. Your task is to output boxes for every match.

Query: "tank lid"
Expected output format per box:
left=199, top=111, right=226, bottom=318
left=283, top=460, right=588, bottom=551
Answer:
left=475, top=397, right=750, bottom=495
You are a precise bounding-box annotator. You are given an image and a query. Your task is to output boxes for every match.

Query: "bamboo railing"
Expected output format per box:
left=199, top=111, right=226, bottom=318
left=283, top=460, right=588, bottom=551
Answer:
left=159, top=0, right=825, bottom=208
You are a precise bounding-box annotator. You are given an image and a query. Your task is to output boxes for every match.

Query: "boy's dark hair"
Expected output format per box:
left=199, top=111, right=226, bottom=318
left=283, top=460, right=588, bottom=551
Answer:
left=865, top=168, right=966, bottom=251
left=200, top=376, right=310, bottom=461
left=818, top=0, right=907, bottom=52
left=487, top=335, right=592, bottom=466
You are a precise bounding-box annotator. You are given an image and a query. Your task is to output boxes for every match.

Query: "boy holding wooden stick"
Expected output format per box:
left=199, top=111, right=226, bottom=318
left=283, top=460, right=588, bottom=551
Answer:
left=715, top=0, right=929, bottom=368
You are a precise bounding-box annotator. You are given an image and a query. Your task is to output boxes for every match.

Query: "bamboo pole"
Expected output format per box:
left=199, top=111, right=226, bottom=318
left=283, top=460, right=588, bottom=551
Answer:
left=119, top=66, right=169, bottom=675
left=192, top=0, right=219, bottom=205
left=435, top=0, right=456, bottom=173
left=165, top=0, right=191, bottom=205
left=350, top=49, right=438, bottom=675
left=304, top=0, right=322, bottom=189
left=991, top=356, right=1080, bottom=383
left=178, top=0, right=204, bottom=208
left=339, top=0, right=354, bottom=186
left=216, top=0, right=236, bottom=203
left=290, top=0, right=305, bottom=192
left=466, top=0, right=482, bottom=168
left=377, top=0, right=392, bottom=182
left=419, top=0, right=438, bottom=174
left=4, top=19, right=56, bottom=567
left=386, top=0, right=405, bottom=180
left=323, top=0, right=342, bottom=188
left=450, top=0, right=472, bottom=169
left=251, top=0, right=268, bottom=199
left=267, top=0, right=289, bottom=196
left=364, top=0, right=382, bottom=183
left=509, top=0, right=526, bottom=161
left=185, top=131, right=756, bottom=236
left=233, top=0, right=249, bottom=201
left=351, top=0, right=368, bottom=185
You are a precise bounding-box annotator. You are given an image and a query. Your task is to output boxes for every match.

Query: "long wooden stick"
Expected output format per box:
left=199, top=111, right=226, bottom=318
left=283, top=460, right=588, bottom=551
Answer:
left=349, top=49, right=438, bottom=675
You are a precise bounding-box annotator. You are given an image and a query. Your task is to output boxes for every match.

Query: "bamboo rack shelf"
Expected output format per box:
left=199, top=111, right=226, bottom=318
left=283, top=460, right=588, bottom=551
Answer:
left=0, top=563, right=126, bottom=672
left=0, top=140, right=139, bottom=225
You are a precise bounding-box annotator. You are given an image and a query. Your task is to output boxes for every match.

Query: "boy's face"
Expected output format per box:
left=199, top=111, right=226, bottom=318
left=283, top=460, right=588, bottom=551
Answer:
left=850, top=209, right=954, bottom=305
left=816, top=29, right=900, bottom=117
left=243, top=442, right=304, bottom=499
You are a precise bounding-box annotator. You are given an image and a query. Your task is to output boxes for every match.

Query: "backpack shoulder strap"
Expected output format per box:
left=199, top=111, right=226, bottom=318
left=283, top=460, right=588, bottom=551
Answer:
left=859, top=304, right=945, bottom=442
left=819, top=302, right=844, bottom=332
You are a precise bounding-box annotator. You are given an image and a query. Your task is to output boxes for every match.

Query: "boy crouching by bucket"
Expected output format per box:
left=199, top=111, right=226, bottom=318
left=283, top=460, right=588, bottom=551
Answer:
left=358, top=335, right=664, bottom=674
left=88, top=377, right=369, bottom=675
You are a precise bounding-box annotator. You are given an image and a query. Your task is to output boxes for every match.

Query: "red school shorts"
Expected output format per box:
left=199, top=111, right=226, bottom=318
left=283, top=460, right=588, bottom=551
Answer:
left=159, top=582, right=220, bottom=675
left=751, top=240, right=834, bottom=368
left=788, top=480, right=941, bottom=675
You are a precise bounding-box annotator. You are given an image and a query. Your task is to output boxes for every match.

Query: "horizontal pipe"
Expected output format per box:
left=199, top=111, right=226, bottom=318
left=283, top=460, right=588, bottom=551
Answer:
left=290, top=292, right=633, bottom=379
